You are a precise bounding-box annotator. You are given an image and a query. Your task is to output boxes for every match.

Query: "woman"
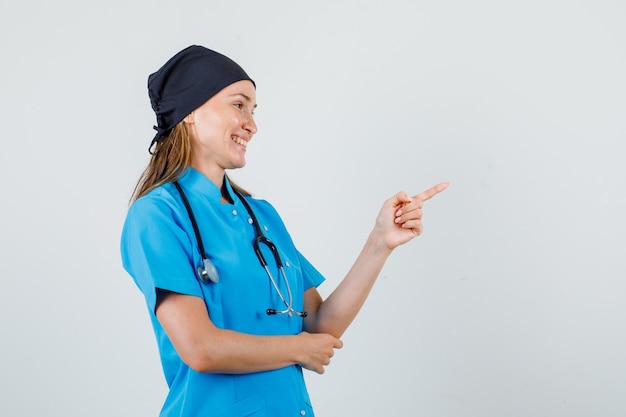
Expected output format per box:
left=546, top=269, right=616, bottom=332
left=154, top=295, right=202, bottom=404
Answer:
left=121, top=45, right=448, bottom=417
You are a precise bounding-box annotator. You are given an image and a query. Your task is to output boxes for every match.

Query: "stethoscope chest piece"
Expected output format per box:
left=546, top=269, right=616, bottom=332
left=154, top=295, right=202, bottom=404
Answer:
left=199, top=258, right=219, bottom=284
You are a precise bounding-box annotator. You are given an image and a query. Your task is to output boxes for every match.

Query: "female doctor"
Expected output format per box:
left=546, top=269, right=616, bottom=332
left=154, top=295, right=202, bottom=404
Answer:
left=121, top=45, right=448, bottom=417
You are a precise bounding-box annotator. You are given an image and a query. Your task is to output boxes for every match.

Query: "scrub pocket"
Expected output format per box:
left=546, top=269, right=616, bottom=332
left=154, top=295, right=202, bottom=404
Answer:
left=206, top=394, right=266, bottom=417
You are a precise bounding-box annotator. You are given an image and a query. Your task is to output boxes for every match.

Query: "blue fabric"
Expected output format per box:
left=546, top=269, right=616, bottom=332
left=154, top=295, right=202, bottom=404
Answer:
left=121, top=168, right=325, bottom=417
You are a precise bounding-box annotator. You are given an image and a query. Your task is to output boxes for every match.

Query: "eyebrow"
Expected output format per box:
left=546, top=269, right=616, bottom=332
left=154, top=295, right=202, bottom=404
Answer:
left=232, top=93, right=258, bottom=108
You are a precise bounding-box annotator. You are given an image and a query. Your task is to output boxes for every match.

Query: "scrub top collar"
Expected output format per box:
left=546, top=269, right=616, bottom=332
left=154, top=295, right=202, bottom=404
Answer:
left=176, top=167, right=239, bottom=205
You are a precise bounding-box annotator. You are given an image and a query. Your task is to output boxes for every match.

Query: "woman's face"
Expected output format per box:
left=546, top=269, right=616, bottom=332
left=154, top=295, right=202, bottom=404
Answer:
left=185, top=80, right=257, bottom=180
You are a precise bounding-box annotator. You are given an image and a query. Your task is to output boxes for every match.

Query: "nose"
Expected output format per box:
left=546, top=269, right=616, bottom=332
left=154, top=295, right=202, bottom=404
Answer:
left=244, top=112, right=257, bottom=135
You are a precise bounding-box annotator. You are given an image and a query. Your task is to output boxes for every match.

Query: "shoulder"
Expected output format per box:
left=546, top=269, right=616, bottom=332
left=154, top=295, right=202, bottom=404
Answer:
left=123, top=183, right=189, bottom=236
left=128, top=183, right=181, bottom=217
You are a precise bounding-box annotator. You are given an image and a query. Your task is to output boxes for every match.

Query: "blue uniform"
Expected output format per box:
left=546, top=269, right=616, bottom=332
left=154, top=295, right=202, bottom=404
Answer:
left=121, top=168, right=325, bottom=417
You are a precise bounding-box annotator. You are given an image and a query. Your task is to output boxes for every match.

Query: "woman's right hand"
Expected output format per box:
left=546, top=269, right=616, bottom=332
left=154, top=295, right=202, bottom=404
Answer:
left=296, top=331, right=343, bottom=374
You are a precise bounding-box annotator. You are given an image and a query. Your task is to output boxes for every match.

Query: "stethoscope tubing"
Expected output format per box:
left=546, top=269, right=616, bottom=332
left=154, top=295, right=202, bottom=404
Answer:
left=173, top=181, right=219, bottom=284
left=173, top=180, right=306, bottom=317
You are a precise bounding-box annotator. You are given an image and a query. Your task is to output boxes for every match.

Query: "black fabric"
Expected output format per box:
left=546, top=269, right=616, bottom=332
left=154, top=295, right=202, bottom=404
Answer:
left=147, top=45, right=254, bottom=144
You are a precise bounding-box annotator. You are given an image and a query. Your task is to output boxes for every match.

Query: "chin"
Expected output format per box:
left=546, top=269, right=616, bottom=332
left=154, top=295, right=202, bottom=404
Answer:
left=230, top=160, right=246, bottom=169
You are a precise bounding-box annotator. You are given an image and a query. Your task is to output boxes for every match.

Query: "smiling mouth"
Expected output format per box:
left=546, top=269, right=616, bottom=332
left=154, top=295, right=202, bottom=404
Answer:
left=231, top=136, right=248, bottom=148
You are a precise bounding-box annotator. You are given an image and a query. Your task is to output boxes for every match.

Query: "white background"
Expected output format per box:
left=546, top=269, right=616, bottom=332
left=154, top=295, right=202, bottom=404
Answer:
left=1, top=1, right=625, bottom=416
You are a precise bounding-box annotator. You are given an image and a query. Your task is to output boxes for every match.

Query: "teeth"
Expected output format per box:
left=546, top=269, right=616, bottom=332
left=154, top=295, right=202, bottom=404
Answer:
left=232, top=136, right=248, bottom=147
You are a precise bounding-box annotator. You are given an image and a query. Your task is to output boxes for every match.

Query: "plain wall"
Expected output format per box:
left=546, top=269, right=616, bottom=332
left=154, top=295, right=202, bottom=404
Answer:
left=1, top=1, right=624, bottom=416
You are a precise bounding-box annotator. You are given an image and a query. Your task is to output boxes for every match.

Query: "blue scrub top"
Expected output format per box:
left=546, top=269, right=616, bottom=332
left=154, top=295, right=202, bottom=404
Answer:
left=121, top=168, right=325, bottom=417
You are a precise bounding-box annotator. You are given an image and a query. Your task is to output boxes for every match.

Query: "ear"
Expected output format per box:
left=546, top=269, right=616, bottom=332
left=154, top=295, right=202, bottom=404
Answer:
left=183, top=111, right=194, bottom=124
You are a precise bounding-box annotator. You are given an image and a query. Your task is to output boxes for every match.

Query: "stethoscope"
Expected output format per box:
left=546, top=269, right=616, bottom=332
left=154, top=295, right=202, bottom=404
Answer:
left=173, top=181, right=307, bottom=318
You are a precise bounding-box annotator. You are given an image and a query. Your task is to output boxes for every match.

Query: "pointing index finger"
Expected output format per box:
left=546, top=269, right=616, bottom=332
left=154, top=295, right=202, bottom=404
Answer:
left=416, top=182, right=450, bottom=202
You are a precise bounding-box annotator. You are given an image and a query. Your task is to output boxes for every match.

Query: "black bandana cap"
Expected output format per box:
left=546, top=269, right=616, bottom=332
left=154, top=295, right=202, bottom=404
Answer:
left=147, top=45, right=255, bottom=148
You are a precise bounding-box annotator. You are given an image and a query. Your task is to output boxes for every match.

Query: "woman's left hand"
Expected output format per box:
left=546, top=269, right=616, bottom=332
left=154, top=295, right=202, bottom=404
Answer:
left=375, top=182, right=450, bottom=250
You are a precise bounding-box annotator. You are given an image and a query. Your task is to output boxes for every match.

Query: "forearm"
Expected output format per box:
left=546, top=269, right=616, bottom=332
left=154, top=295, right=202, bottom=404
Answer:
left=188, top=328, right=302, bottom=374
left=157, top=292, right=301, bottom=373
left=156, top=291, right=339, bottom=375
left=306, top=229, right=392, bottom=337
left=306, top=184, right=449, bottom=337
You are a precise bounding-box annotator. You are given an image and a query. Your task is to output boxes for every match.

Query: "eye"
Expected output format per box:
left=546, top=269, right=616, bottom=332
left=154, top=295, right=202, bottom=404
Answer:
left=234, top=103, right=243, bottom=109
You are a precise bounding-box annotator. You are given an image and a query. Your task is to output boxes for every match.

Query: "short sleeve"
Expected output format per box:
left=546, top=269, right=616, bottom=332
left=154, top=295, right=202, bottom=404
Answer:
left=120, top=191, right=203, bottom=313
left=296, top=249, right=325, bottom=290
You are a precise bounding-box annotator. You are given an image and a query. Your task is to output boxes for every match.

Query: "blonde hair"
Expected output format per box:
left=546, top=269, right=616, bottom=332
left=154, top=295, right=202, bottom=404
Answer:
left=130, top=123, right=249, bottom=203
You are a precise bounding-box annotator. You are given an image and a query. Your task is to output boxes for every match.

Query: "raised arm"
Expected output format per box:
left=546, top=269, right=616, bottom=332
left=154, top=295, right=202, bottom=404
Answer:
left=303, top=182, right=449, bottom=338
left=155, top=290, right=343, bottom=375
